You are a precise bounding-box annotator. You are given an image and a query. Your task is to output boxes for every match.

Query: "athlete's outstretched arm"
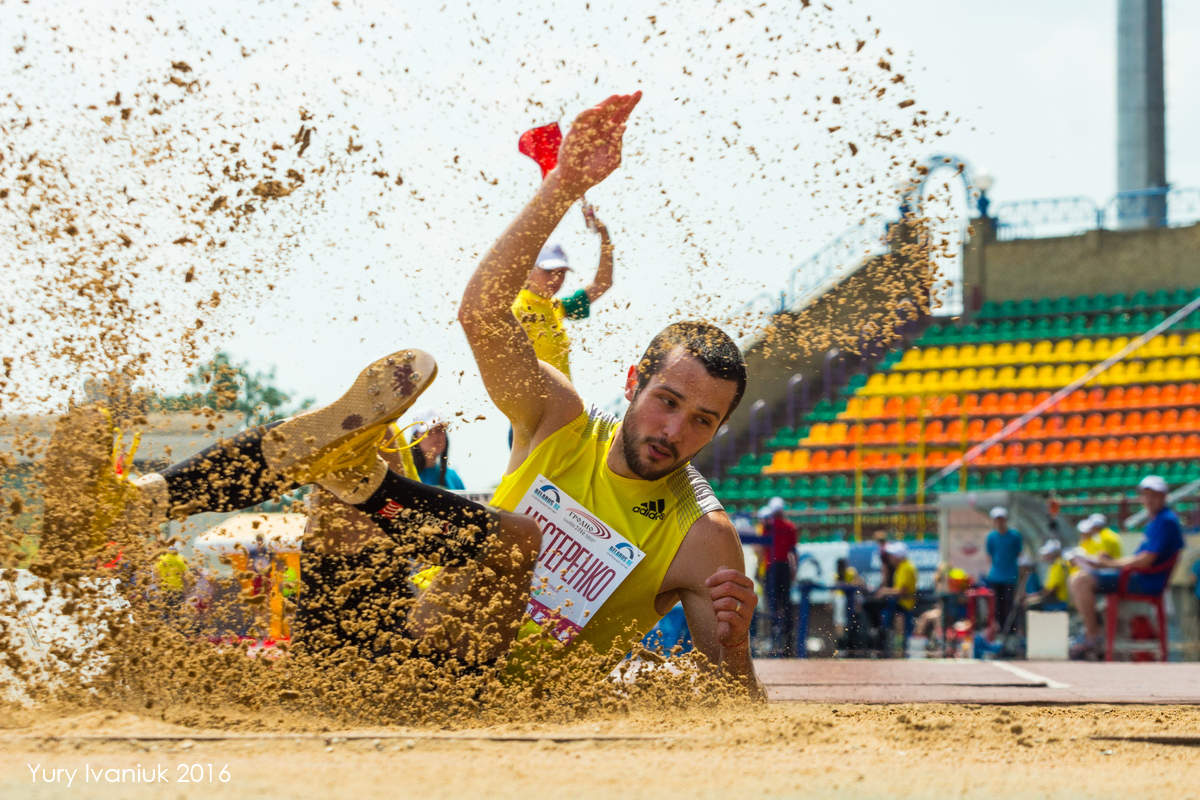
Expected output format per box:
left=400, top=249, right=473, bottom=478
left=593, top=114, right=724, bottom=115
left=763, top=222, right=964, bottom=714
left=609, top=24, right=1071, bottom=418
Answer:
left=668, top=514, right=765, bottom=699
left=458, top=92, right=640, bottom=443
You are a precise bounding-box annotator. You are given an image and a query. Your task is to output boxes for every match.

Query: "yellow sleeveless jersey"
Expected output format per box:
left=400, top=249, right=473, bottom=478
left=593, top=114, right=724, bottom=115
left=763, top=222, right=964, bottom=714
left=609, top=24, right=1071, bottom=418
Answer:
left=492, top=406, right=723, bottom=661
left=511, top=288, right=571, bottom=378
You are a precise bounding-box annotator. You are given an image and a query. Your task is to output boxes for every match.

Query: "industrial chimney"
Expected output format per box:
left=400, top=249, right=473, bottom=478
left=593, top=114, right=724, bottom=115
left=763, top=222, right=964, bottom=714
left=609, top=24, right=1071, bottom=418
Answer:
left=1116, top=0, right=1166, bottom=229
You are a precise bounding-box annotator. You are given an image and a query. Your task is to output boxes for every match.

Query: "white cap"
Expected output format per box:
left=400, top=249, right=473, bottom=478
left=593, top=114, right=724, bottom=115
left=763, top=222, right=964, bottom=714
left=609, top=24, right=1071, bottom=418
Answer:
left=756, top=505, right=772, bottom=520
left=884, top=541, right=908, bottom=559
left=407, top=408, right=447, bottom=439
left=989, top=506, right=1008, bottom=520
left=1039, top=539, right=1062, bottom=557
left=1076, top=518, right=1096, bottom=535
left=767, top=496, right=785, bottom=514
left=1088, top=512, right=1108, bottom=529
left=534, top=243, right=571, bottom=271
left=1138, top=474, right=1168, bottom=493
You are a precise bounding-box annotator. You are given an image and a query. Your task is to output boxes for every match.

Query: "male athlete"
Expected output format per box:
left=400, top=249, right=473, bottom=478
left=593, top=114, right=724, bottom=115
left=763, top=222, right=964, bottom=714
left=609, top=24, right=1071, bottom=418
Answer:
left=454, top=91, right=760, bottom=692
left=40, top=92, right=759, bottom=693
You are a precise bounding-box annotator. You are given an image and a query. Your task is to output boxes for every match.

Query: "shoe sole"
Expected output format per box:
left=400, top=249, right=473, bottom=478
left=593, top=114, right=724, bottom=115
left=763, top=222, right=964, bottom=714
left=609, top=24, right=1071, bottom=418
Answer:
left=260, top=349, right=437, bottom=484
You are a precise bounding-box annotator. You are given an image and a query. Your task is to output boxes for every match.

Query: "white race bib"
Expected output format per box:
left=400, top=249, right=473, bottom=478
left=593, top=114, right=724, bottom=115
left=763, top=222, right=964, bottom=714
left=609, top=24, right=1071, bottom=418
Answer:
left=515, top=476, right=645, bottom=643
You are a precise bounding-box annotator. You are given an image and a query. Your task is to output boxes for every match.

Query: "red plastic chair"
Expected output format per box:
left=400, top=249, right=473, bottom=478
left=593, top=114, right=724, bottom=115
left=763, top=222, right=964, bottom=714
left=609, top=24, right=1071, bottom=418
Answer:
left=966, top=587, right=997, bottom=642
left=1104, top=554, right=1180, bottom=662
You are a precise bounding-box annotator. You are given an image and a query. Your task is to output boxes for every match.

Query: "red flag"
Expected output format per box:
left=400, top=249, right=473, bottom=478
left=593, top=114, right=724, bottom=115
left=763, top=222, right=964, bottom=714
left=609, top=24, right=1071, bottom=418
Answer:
left=518, top=121, right=562, bottom=179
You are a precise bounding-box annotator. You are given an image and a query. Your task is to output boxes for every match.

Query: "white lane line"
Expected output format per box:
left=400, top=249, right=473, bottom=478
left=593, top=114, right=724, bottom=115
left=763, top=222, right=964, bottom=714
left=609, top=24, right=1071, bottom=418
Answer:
left=990, top=660, right=1071, bottom=690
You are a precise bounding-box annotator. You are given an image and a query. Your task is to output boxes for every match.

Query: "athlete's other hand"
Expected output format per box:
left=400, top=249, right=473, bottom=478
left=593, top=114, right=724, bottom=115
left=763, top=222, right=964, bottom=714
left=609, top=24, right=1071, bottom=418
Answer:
left=706, top=566, right=756, bottom=650
left=553, top=92, right=641, bottom=199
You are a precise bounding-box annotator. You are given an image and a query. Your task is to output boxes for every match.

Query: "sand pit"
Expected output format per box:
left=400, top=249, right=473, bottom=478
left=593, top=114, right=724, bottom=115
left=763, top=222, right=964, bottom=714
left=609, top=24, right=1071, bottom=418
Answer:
left=3, top=703, right=1199, bottom=799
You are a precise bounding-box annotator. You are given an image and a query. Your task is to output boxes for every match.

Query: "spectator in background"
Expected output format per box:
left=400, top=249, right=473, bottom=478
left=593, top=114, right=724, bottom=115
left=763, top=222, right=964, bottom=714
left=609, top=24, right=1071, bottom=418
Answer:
left=985, top=506, right=1023, bottom=637
left=835, top=556, right=867, bottom=651
left=759, top=496, right=797, bottom=657
left=510, top=203, right=614, bottom=381
left=408, top=409, right=466, bottom=490
left=1079, top=513, right=1123, bottom=561
left=873, top=529, right=895, bottom=590
left=154, top=545, right=189, bottom=611
left=1068, top=475, right=1185, bottom=660
left=1024, top=539, right=1069, bottom=611
left=865, top=541, right=917, bottom=657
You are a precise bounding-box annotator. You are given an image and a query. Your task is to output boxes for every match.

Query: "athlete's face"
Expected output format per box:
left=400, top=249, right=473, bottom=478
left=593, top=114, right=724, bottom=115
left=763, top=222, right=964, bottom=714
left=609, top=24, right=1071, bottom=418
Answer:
left=618, top=347, right=739, bottom=481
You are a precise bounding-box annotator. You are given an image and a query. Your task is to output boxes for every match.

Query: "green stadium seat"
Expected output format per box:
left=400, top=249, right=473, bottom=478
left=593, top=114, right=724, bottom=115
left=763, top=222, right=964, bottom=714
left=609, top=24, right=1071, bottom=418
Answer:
left=1016, top=298, right=1035, bottom=318
left=1151, top=288, right=1171, bottom=308
left=1033, top=297, right=1054, bottom=316
left=1107, top=292, right=1129, bottom=312
left=1131, top=290, right=1150, bottom=310
left=979, top=300, right=1001, bottom=319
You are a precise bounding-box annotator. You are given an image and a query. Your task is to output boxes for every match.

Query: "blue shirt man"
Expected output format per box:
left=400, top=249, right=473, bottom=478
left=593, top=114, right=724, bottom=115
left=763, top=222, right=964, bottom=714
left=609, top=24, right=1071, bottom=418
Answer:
left=985, top=507, right=1023, bottom=585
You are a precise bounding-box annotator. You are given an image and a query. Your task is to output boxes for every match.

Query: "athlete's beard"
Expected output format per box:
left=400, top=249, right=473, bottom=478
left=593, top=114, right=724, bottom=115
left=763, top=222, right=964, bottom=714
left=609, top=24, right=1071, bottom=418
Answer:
left=619, top=415, right=682, bottom=481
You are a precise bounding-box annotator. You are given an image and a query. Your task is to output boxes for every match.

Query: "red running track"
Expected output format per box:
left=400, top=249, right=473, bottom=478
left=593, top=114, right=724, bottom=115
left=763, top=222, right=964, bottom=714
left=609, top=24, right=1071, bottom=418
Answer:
left=756, top=659, right=1200, bottom=704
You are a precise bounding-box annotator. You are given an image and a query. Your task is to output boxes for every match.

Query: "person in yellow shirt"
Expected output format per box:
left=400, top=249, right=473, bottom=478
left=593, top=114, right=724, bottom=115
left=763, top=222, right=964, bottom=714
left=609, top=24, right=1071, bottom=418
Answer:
left=1072, top=514, right=1122, bottom=576
left=1024, top=539, right=1069, bottom=611
left=868, top=541, right=917, bottom=656
left=510, top=204, right=614, bottom=380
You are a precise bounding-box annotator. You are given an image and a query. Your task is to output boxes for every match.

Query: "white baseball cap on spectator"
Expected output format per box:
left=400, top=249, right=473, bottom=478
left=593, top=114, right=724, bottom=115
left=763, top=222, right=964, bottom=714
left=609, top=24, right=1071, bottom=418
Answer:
left=1076, top=518, right=1096, bottom=535
left=884, top=541, right=908, bottom=559
left=1039, top=539, right=1062, bottom=557
left=1088, top=512, right=1108, bottom=529
left=1137, top=474, right=1168, bottom=494
left=534, top=243, right=571, bottom=271
left=756, top=505, right=772, bottom=520
left=989, top=506, right=1008, bottom=520
left=766, top=496, right=785, bottom=514
left=407, top=408, right=447, bottom=440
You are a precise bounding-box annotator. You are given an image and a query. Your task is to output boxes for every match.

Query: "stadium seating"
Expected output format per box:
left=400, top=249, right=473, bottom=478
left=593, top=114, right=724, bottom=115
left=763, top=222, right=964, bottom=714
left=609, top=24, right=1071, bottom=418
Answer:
left=716, top=286, right=1200, bottom=538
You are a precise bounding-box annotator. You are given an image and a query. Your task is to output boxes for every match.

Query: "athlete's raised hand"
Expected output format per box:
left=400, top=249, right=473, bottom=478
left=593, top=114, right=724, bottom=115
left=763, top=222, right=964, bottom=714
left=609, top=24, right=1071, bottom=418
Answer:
left=553, top=92, right=641, bottom=200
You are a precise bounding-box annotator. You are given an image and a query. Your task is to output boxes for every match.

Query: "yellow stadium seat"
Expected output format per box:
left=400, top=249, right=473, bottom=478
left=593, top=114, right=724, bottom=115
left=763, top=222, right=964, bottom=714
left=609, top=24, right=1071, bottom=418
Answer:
left=977, top=367, right=997, bottom=390
left=1110, top=336, right=1131, bottom=353
left=1123, top=360, right=1144, bottom=383
left=1184, top=333, right=1200, bottom=353
left=938, top=369, right=962, bottom=393
left=1073, top=338, right=1095, bottom=362
left=790, top=449, right=810, bottom=470
left=958, top=367, right=979, bottom=392
left=1051, top=339, right=1074, bottom=363
left=1071, top=363, right=1089, bottom=381
left=884, top=373, right=905, bottom=394
left=1143, top=336, right=1167, bottom=358
left=1032, top=340, right=1054, bottom=362
left=991, top=342, right=1012, bottom=366
left=1016, top=365, right=1039, bottom=389
left=897, top=350, right=922, bottom=371
left=1162, top=333, right=1184, bottom=357
left=1091, top=337, right=1113, bottom=358
left=1143, top=359, right=1166, bottom=383
left=1012, top=342, right=1034, bottom=364
left=974, top=343, right=996, bottom=366
left=828, top=423, right=849, bottom=443
left=953, top=344, right=976, bottom=367
left=1052, top=364, right=1074, bottom=386
left=863, top=374, right=887, bottom=395
left=843, top=397, right=864, bottom=418
left=765, top=450, right=791, bottom=473
left=902, top=372, right=924, bottom=395
left=927, top=346, right=950, bottom=370
left=995, top=366, right=1017, bottom=388
left=805, top=423, right=829, bottom=444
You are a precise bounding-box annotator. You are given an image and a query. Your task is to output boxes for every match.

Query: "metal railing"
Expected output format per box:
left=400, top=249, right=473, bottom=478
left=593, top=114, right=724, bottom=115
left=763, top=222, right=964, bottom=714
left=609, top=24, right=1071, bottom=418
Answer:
left=994, top=186, right=1200, bottom=241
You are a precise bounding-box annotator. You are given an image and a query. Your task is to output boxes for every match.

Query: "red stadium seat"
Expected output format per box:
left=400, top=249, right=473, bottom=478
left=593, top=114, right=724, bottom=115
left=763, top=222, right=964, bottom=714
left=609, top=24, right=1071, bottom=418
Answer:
left=1105, top=555, right=1178, bottom=663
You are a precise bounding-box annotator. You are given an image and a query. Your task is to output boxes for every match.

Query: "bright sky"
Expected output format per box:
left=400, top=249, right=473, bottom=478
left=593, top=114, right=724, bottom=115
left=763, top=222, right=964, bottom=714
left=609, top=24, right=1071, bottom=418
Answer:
left=3, top=0, right=1198, bottom=488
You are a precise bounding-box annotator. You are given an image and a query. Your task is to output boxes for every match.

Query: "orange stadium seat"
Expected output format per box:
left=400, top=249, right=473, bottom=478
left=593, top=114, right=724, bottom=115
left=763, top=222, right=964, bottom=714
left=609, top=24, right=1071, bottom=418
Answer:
left=809, top=450, right=829, bottom=471
left=1180, top=383, right=1198, bottom=405
left=1064, top=440, right=1083, bottom=460
left=1160, top=383, right=1180, bottom=406
left=1022, top=417, right=1044, bottom=439
left=828, top=450, right=851, bottom=471
left=1124, top=385, right=1144, bottom=407
left=1098, top=412, right=1119, bottom=433
left=1185, top=433, right=1200, bottom=456
left=944, top=418, right=964, bottom=443
left=1142, top=384, right=1162, bottom=406
left=926, top=420, right=946, bottom=443
left=1081, top=439, right=1103, bottom=461
left=1180, top=408, right=1199, bottom=432
left=1024, top=442, right=1044, bottom=463
left=1043, top=416, right=1065, bottom=437
left=1064, top=415, right=1085, bottom=437
left=1124, top=410, right=1144, bottom=433
left=1144, top=409, right=1163, bottom=432
left=1044, top=441, right=1065, bottom=462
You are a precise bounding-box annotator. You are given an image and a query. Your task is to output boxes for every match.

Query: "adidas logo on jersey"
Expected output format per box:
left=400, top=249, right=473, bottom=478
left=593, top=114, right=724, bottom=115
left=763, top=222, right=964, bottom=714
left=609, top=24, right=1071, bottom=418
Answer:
left=633, top=499, right=666, bottom=520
